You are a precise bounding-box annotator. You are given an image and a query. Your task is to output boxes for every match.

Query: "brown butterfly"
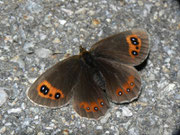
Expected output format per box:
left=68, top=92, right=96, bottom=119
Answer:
left=27, top=29, right=149, bottom=119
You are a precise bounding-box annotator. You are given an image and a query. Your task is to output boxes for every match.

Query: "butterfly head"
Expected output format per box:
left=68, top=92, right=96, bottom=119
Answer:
left=79, top=45, right=87, bottom=54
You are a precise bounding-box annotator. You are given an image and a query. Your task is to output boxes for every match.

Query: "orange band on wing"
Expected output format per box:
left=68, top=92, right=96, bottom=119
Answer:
left=116, top=76, right=135, bottom=95
left=91, top=102, right=99, bottom=112
left=126, top=35, right=141, bottom=58
left=127, top=76, right=135, bottom=89
left=97, top=99, right=105, bottom=107
left=116, top=88, right=124, bottom=96
left=79, top=98, right=105, bottom=113
left=80, top=102, right=91, bottom=112
left=37, top=80, right=64, bottom=100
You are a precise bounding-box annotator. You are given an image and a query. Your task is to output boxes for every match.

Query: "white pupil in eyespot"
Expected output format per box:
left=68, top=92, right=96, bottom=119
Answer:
left=94, top=107, right=98, bottom=111
left=131, top=38, right=136, bottom=41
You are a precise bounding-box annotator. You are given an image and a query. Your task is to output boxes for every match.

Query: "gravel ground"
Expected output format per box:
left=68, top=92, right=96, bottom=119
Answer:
left=0, top=0, right=180, bottom=135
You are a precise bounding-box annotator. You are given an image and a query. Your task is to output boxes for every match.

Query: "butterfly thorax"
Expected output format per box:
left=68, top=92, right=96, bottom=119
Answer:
left=79, top=46, right=96, bottom=68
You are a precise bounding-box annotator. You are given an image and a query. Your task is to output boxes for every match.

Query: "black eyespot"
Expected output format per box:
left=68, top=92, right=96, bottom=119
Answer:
left=130, top=82, right=134, bottom=86
left=118, top=91, right=122, bottom=96
left=131, top=37, right=139, bottom=45
left=94, top=107, right=98, bottom=111
left=86, top=107, right=90, bottom=110
left=40, top=85, right=49, bottom=95
left=100, top=102, right=104, bottom=106
left=136, top=46, right=139, bottom=50
left=133, top=41, right=139, bottom=45
left=126, top=88, right=130, bottom=92
left=132, top=51, right=138, bottom=56
left=55, top=93, right=61, bottom=99
left=49, top=94, right=52, bottom=97
left=131, top=37, right=137, bottom=42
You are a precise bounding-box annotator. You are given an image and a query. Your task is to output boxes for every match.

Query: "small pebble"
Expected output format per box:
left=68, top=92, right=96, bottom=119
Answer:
left=37, top=132, right=44, bottom=135
left=59, top=19, right=67, bottom=25
left=39, top=33, right=47, bottom=40
left=35, top=48, right=52, bottom=58
left=26, top=0, right=43, bottom=14
left=4, top=35, right=13, bottom=43
left=0, top=126, right=6, bottom=134
left=61, top=8, right=73, bottom=16
left=62, top=129, right=69, bottom=135
left=92, top=19, right=100, bottom=26
left=96, top=126, right=103, bottom=130
left=7, top=108, right=22, bottom=114
left=138, top=1, right=144, bottom=6
left=21, top=102, right=26, bottom=110
left=0, top=88, right=8, bottom=107
left=10, top=55, right=25, bottom=69
left=100, top=112, right=111, bottom=124
left=128, top=127, right=139, bottom=135
left=121, top=107, right=133, bottom=117
left=116, top=111, right=121, bottom=118
left=23, top=42, right=35, bottom=54
left=164, top=83, right=175, bottom=92
left=53, top=38, right=61, bottom=44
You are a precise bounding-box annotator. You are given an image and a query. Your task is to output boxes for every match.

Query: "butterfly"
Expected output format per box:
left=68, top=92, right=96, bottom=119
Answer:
left=27, top=29, right=149, bottom=119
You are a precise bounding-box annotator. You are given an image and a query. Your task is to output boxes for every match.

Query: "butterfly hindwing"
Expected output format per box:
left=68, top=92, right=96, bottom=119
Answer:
left=91, top=29, right=149, bottom=66
left=72, top=65, right=109, bottom=119
left=96, top=57, right=141, bottom=103
left=27, top=56, right=81, bottom=107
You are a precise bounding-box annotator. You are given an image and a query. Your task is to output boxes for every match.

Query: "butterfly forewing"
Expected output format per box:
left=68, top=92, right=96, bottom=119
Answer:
left=91, top=29, right=149, bottom=66
left=27, top=56, right=81, bottom=107
left=72, top=65, right=109, bottom=119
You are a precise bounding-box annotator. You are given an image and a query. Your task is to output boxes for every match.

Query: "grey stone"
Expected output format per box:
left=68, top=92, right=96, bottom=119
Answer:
left=23, top=42, right=35, bottom=54
left=7, top=108, right=22, bottom=114
left=121, top=107, right=133, bottom=117
left=0, top=88, right=8, bottom=107
left=35, top=48, right=53, bottom=58
left=10, top=55, right=25, bottom=69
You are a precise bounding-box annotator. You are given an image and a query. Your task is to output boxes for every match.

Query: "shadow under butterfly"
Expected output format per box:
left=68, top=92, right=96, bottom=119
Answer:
left=27, top=29, right=150, bottom=119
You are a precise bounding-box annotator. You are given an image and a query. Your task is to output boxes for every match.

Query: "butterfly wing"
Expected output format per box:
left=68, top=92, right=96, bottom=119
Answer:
left=90, top=29, right=149, bottom=66
left=95, top=57, right=141, bottom=103
left=27, top=56, right=81, bottom=107
left=72, top=65, right=109, bottom=119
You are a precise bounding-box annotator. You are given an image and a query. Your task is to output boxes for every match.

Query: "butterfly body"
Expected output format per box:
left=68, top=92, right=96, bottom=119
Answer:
left=27, top=29, right=149, bottom=119
left=79, top=46, right=97, bottom=68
